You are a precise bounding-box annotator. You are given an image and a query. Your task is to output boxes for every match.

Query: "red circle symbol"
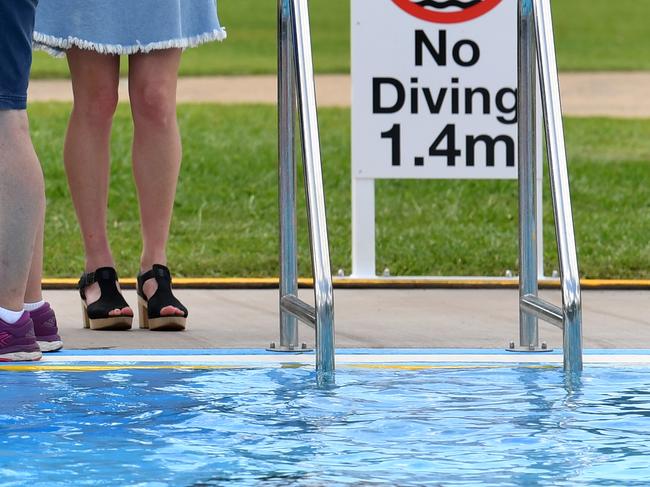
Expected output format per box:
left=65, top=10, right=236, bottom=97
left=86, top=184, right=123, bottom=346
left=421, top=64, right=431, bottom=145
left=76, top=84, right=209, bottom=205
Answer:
left=392, top=0, right=502, bottom=24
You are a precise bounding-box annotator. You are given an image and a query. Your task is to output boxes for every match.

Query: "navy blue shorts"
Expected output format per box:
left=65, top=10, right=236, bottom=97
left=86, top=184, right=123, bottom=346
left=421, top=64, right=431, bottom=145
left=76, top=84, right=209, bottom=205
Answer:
left=0, top=0, right=38, bottom=110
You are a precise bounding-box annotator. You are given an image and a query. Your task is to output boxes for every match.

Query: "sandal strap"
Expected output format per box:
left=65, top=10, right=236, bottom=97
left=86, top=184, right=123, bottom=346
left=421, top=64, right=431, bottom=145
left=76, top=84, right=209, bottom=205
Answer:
left=152, top=264, right=171, bottom=281
left=78, top=267, right=118, bottom=300
left=78, top=267, right=130, bottom=319
left=77, top=273, right=95, bottom=299
left=137, top=264, right=188, bottom=319
left=137, top=269, right=154, bottom=285
left=137, top=264, right=172, bottom=298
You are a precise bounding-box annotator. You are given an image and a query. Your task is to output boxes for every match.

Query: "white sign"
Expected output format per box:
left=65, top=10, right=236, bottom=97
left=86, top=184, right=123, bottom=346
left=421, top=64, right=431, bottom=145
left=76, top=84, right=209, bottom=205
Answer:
left=352, top=0, right=518, bottom=179
left=350, top=0, right=544, bottom=277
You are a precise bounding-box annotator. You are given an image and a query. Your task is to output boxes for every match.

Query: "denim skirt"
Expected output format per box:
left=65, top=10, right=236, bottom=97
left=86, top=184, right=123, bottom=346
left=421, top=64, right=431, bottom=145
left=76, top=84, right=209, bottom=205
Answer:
left=33, top=0, right=226, bottom=57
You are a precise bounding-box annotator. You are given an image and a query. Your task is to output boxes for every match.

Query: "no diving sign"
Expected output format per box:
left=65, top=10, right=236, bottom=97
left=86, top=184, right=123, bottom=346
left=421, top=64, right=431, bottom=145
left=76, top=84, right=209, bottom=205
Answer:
left=352, top=0, right=518, bottom=179
left=350, top=0, right=544, bottom=277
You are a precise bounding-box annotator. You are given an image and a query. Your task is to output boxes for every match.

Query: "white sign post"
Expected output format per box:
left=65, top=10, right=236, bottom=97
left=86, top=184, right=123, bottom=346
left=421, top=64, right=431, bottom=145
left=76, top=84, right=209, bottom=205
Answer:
left=351, top=0, right=543, bottom=278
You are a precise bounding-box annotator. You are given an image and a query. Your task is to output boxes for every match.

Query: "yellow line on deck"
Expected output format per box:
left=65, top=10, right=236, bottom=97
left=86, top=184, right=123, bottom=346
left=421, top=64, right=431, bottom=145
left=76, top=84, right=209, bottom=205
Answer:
left=41, top=277, right=650, bottom=290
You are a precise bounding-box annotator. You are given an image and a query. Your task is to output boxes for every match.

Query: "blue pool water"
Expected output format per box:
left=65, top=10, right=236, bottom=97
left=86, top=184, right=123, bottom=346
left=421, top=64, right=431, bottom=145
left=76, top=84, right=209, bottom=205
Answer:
left=1, top=363, right=650, bottom=486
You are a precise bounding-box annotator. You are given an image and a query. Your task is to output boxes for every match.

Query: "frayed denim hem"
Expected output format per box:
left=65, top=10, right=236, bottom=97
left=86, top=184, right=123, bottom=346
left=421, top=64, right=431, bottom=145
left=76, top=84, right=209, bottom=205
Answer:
left=33, top=28, right=227, bottom=58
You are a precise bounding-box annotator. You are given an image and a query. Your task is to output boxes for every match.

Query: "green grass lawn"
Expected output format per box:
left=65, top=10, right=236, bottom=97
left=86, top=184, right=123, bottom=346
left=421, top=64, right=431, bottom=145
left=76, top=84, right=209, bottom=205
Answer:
left=29, top=0, right=650, bottom=78
left=30, top=103, right=650, bottom=279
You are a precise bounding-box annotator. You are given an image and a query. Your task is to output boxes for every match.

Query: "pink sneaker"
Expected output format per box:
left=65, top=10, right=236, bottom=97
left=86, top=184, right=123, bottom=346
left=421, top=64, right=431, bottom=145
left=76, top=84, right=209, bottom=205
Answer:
left=30, top=302, right=63, bottom=352
left=0, top=312, right=42, bottom=362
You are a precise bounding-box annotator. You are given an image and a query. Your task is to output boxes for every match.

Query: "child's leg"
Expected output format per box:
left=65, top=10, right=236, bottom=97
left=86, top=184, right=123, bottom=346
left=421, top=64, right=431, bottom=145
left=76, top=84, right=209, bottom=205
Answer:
left=0, top=0, right=44, bottom=316
left=24, top=213, right=44, bottom=305
left=0, top=111, right=45, bottom=314
left=23, top=214, right=62, bottom=352
left=0, top=0, right=45, bottom=360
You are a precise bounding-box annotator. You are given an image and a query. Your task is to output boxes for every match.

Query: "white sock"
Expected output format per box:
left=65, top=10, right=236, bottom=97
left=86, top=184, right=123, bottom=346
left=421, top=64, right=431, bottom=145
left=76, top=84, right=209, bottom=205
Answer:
left=24, top=300, right=45, bottom=312
left=0, top=306, right=24, bottom=324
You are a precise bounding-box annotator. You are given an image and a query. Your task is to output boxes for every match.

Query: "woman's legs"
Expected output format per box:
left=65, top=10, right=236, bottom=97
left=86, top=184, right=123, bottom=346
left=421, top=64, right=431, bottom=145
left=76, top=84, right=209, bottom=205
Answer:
left=128, top=49, right=184, bottom=317
left=65, top=48, right=131, bottom=316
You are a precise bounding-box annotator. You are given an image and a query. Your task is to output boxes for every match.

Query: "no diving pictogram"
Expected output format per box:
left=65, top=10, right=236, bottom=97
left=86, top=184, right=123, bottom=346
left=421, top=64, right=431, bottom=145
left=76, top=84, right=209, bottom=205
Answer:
left=392, top=0, right=502, bottom=24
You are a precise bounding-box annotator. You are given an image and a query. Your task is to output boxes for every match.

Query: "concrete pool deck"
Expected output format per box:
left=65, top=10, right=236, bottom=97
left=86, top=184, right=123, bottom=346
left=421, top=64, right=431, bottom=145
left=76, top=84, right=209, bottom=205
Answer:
left=42, top=288, right=649, bottom=351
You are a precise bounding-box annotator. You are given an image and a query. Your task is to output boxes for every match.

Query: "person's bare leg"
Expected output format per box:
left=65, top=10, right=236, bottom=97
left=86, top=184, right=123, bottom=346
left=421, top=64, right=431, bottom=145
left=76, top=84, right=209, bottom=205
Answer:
left=0, top=111, right=45, bottom=312
left=65, top=48, right=131, bottom=316
left=24, top=216, right=44, bottom=304
left=128, top=49, right=183, bottom=316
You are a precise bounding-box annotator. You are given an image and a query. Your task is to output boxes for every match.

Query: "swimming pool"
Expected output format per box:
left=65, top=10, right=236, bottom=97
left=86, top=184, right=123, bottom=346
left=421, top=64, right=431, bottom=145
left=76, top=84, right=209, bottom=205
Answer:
left=1, top=350, right=650, bottom=486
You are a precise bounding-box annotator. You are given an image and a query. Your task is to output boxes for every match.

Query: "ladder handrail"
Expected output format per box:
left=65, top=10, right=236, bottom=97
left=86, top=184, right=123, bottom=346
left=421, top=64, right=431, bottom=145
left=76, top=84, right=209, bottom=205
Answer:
left=276, top=0, right=335, bottom=376
left=517, top=0, right=539, bottom=350
left=532, top=0, right=582, bottom=373
left=518, top=0, right=583, bottom=372
left=278, top=0, right=299, bottom=351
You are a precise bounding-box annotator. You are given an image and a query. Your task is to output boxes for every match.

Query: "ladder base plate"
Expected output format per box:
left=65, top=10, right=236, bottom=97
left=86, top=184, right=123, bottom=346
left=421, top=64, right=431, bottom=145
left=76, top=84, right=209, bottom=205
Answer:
left=266, top=344, right=314, bottom=353
left=506, top=345, right=555, bottom=353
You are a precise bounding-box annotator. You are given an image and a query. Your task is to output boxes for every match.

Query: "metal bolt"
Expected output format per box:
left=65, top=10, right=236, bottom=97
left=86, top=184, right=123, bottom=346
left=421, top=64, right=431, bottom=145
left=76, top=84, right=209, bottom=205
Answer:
left=301, top=343, right=307, bottom=350
left=509, top=341, right=515, bottom=349
left=505, top=270, right=513, bottom=278
left=552, top=270, right=559, bottom=278
left=528, top=344, right=535, bottom=351
left=337, top=269, right=345, bottom=277
left=541, top=342, right=548, bottom=350
left=288, top=344, right=295, bottom=351
left=269, top=342, right=276, bottom=349
left=382, top=267, right=391, bottom=277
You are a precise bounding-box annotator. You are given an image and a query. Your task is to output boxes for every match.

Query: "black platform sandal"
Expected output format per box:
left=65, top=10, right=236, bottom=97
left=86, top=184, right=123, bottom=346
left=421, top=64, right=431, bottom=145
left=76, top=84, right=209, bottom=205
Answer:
left=137, top=264, right=188, bottom=331
left=78, top=267, right=133, bottom=331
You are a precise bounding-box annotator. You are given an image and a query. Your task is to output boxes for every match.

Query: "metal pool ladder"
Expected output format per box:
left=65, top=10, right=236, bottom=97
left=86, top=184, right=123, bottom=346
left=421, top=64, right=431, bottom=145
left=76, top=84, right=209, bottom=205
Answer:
left=516, top=0, right=583, bottom=372
left=272, top=0, right=335, bottom=375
